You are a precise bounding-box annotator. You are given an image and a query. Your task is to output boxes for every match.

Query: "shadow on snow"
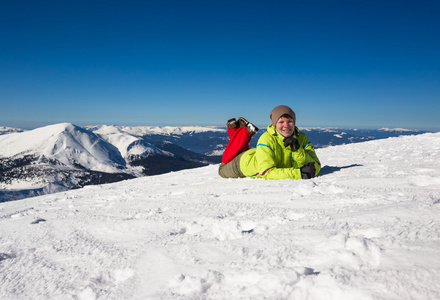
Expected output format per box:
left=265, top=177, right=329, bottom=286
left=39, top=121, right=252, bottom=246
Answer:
left=319, top=164, right=363, bottom=176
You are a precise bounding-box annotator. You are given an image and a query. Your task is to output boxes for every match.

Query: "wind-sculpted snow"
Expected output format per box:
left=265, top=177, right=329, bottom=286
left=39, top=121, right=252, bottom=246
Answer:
left=1, top=133, right=440, bottom=299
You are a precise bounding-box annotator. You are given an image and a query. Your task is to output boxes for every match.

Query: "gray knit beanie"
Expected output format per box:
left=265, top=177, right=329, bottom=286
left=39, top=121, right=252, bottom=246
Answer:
left=270, top=105, right=296, bottom=127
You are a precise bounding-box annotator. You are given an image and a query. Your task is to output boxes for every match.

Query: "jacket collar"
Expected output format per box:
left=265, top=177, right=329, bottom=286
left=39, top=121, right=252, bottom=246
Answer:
left=266, top=124, right=288, bottom=145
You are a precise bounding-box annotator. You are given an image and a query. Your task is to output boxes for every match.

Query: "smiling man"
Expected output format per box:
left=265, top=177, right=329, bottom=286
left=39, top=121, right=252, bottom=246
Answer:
left=219, top=105, right=321, bottom=180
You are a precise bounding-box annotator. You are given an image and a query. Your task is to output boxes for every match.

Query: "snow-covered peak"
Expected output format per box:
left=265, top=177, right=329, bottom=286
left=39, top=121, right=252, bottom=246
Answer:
left=298, top=127, right=347, bottom=133
left=378, top=127, right=418, bottom=132
left=88, top=124, right=122, bottom=135
left=111, top=125, right=226, bottom=136
left=89, top=125, right=172, bottom=159
left=300, top=127, right=419, bottom=133
left=0, top=123, right=126, bottom=173
left=0, top=126, right=25, bottom=135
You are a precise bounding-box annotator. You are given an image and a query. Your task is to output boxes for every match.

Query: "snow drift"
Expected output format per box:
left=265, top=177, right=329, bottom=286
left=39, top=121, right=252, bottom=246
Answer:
left=1, top=133, right=440, bottom=299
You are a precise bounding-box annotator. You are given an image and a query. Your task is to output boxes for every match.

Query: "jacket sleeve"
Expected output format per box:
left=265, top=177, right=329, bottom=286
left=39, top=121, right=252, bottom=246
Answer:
left=293, top=134, right=321, bottom=176
left=254, top=136, right=303, bottom=180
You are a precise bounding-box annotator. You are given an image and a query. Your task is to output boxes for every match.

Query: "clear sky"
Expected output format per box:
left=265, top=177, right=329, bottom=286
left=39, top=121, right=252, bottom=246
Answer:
left=1, top=0, right=439, bottom=131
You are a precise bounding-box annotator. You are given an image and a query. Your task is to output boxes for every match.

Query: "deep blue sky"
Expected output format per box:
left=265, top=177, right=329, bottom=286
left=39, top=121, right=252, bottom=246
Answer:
left=1, top=0, right=439, bottom=130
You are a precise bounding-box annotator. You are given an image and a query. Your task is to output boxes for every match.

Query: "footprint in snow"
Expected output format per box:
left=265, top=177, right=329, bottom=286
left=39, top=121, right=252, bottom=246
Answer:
left=316, top=231, right=382, bottom=270
left=0, top=253, right=15, bottom=261
left=30, top=218, right=46, bottom=224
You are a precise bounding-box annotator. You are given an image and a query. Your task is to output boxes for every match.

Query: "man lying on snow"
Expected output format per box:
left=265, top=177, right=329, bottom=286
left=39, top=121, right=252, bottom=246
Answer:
left=219, top=105, right=321, bottom=180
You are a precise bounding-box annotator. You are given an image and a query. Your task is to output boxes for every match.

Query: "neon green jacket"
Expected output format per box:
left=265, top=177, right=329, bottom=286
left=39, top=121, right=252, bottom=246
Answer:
left=239, top=124, right=321, bottom=180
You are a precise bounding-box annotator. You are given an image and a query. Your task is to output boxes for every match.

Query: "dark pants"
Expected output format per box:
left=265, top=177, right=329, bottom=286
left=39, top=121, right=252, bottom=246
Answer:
left=218, top=152, right=246, bottom=178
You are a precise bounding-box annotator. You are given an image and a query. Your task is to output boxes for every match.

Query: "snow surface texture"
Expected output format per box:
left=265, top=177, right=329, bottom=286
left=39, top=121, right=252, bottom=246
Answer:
left=1, top=133, right=440, bottom=299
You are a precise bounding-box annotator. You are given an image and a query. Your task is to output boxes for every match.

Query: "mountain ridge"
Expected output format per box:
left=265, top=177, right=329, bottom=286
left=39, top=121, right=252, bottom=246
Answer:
left=0, top=123, right=223, bottom=201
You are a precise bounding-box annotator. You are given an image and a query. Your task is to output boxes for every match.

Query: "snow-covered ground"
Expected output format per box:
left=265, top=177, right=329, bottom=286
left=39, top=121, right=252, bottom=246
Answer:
left=1, top=133, right=440, bottom=299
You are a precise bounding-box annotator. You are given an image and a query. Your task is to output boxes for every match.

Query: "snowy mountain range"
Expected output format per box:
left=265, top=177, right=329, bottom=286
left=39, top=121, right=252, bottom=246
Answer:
left=0, top=126, right=24, bottom=134
left=0, top=123, right=428, bottom=202
left=1, top=132, right=439, bottom=299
